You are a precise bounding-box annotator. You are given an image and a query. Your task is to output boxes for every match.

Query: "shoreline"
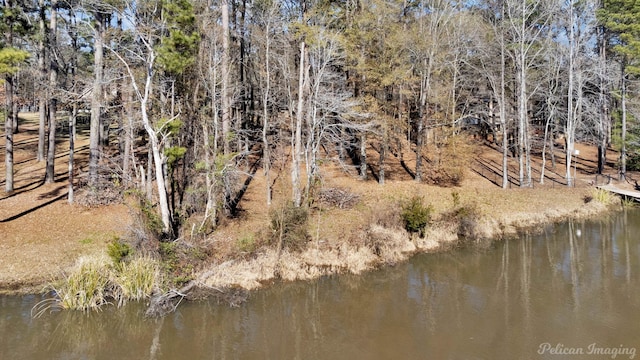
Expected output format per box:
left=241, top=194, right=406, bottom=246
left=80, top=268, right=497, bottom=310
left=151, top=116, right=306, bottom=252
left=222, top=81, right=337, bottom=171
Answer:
left=0, top=186, right=619, bottom=300
left=192, top=188, right=615, bottom=294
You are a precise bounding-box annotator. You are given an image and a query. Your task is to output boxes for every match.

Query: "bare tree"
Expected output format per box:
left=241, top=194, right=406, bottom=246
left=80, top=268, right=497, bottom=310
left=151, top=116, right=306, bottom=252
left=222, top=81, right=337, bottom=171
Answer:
left=88, top=3, right=106, bottom=186
left=221, top=0, right=231, bottom=156
left=2, top=0, right=22, bottom=192
left=37, top=0, right=46, bottom=162
left=107, top=0, right=176, bottom=235
left=504, top=0, right=552, bottom=187
left=45, top=0, right=58, bottom=184
left=410, top=0, right=458, bottom=182
left=292, top=40, right=307, bottom=207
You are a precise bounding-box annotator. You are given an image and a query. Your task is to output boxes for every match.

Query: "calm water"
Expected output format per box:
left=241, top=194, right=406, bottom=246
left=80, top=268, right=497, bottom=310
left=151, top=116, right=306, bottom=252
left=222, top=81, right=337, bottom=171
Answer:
left=2, top=210, right=640, bottom=360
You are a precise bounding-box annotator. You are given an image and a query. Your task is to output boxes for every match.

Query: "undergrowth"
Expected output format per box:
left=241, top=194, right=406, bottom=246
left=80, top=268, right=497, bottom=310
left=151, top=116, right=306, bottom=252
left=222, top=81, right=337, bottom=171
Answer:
left=269, top=202, right=310, bottom=252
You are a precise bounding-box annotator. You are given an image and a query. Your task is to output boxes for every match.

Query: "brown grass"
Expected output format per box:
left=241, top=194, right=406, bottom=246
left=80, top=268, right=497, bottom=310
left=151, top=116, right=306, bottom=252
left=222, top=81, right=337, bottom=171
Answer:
left=0, top=112, right=630, bottom=296
left=194, top=136, right=624, bottom=293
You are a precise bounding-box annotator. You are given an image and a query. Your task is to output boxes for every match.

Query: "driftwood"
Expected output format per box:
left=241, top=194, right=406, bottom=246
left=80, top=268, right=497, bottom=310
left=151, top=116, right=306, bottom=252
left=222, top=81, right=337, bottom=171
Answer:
left=145, top=280, right=249, bottom=317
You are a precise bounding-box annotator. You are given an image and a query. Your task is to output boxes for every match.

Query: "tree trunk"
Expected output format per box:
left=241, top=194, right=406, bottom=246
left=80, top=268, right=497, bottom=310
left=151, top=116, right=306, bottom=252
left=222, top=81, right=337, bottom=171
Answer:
left=292, top=41, right=306, bottom=207
left=597, top=20, right=608, bottom=175
left=90, top=12, right=104, bottom=186
left=4, top=74, right=14, bottom=193
left=541, top=111, right=552, bottom=184
left=37, top=0, right=47, bottom=162
left=46, top=99, right=57, bottom=183
left=221, top=0, right=231, bottom=156
left=262, top=20, right=272, bottom=206
left=45, top=0, right=58, bottom=184
left=68, top=104, right=76, bottom=203
left=140, top=85, right=171, bottom=234
left=262, top=55, right=271, bottom=206
left=517, top=50, right=527, bottom=187
left=379, top=130, right=386, bottom=185
left=565, top=1, right=575, bottom=187
left=123, top=83, right=134, bottom=186
left=620, top=67, right=627, bottom=179
left=360, top=132, right=367, bottom=180
left=68, top=10, right=78, bottom=204
left=415, top=60, right=431, bottom=183
left=499, top=8, right=508, bottom=189
left=4, top=0, right=15, bottom=192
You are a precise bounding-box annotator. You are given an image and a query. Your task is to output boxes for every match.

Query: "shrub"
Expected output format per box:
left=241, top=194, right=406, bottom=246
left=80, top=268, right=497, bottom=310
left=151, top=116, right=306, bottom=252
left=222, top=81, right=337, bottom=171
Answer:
left=157, top=240, right=204, bottom=287
left=369, top=202, right=403, bottom=230
left=454, top=202, right=484, bottom=240
left=125, top=190, right=164, bottom=241
left=441, top=191, right=485, bottom=243
left=401, top=196, right=433, bottom=237
left=107, top=238, right=131, bottom=264
left=269, top=202, right=310, bottom=251
left=451, top=191, right=461, bottom=208
left=626, top=152, right=640, bottom=171
left=237, top=233, right=259, bottom=254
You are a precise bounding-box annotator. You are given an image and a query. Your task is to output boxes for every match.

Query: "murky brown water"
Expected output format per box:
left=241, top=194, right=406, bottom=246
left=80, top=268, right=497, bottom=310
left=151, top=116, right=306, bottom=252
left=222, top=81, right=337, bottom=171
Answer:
left=2, top=210, right=640, bottom=360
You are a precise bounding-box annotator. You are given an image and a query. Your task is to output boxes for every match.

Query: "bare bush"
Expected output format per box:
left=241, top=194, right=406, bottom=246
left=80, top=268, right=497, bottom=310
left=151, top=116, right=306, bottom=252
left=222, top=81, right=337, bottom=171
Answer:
left=269, top=202, right=310, bottom=252
left=316, top=187, right=360, bottom=209
left=75, top=178, right=123, bottom=207
left=368, top=201, right=403, bottom=230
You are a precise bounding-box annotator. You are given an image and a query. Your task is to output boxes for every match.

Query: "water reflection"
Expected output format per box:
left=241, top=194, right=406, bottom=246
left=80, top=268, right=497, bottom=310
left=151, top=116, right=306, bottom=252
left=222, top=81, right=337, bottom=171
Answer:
left=1, top=210, right=639, bottom=359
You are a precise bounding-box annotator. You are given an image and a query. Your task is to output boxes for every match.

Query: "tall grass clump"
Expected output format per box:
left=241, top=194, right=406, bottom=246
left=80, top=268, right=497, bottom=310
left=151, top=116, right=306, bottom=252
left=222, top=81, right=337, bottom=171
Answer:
left=592, top=188, right=616, bottom=205
left=115, top=257, right=160, bottom=305
left=621, top=197, right=637, bottom=208
left=401, top=196, right=433, bottom=237
left=35, top=254, right=161, bottom=314
left=54, top=255, right=113, bottom=312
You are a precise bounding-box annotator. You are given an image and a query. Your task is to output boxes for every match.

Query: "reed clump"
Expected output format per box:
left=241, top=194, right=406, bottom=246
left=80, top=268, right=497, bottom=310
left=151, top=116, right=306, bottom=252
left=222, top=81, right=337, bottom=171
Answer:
left=35, top=254, right=160, bottom=313
left=591, top=188, right=616, bottom=205
left=55, top=255, right=113, bottom=311
left=115, top=257, right=160, bottom=305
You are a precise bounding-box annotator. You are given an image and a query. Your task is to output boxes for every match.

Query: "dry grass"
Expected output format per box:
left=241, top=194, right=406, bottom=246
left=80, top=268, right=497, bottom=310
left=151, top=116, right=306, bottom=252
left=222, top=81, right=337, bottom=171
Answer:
left=32, top=254, right=161, bottom=313
left=2, top=112, right=630, bottom=298
left=194, top=141, right=618, bottom=294
left=115, top=257, right=160, bottom=305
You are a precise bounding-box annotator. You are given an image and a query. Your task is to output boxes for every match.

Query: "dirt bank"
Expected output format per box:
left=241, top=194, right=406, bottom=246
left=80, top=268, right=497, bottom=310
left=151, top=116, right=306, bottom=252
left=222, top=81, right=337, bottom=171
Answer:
left=190, top=183, right=614, bottom=293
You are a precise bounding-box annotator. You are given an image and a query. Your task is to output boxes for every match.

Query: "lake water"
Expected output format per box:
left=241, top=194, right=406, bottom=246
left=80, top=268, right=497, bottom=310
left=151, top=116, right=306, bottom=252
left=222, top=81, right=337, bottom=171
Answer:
left=1, top=210, right=639, bottom=359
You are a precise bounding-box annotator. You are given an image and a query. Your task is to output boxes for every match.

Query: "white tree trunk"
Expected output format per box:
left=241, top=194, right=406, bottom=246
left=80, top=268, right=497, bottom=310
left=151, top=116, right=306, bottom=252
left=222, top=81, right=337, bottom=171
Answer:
left=90, top=12, right=104, bottom=186
left=221, top=0, right=231, bottom=156
left=292, top=41, right=306, bottom=207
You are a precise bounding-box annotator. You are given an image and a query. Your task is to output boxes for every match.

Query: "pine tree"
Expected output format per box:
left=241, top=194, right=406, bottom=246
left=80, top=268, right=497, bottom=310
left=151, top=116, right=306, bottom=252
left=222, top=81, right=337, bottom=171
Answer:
left=1, top=0, right=31, bottom=192
left=597, top=0, right=640, bottom=177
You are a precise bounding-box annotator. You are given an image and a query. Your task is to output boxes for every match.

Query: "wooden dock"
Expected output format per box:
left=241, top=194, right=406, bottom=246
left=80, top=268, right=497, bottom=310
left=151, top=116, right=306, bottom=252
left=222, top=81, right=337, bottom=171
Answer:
left=597, top=184, right=640, bottom=201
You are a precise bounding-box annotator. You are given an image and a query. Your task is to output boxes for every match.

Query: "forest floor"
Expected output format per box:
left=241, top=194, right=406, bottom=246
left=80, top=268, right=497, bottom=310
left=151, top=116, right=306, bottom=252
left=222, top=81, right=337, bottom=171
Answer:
left=0, top=113, right=130, bottom=294
left=0, top=113, right=637, bottom=294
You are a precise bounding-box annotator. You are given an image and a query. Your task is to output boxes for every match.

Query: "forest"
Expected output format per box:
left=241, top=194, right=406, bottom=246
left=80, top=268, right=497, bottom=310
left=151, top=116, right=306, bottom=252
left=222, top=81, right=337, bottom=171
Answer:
left=2, top=0, right=640, bottom=241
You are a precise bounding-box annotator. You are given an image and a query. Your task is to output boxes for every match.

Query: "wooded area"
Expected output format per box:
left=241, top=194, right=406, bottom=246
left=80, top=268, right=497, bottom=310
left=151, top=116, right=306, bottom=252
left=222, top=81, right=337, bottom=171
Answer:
left=2, top=0, right=640, bottom=239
